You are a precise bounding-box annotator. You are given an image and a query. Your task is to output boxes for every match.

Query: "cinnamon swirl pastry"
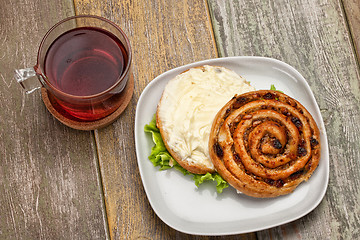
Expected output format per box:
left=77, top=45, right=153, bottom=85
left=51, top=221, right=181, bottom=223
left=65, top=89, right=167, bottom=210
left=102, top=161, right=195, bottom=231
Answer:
left=209, top=90, right=321, bottom=198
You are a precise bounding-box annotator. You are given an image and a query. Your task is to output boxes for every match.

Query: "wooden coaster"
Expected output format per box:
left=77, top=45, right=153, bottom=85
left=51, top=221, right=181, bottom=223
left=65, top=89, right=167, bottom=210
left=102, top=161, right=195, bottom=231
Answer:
left=41, top=75, right=134, bottom=131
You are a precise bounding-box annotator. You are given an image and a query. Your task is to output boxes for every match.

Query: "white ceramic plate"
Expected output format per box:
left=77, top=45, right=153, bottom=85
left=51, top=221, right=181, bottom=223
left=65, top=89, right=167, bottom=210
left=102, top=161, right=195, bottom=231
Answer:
left=134, top=56, right=329, bottom=236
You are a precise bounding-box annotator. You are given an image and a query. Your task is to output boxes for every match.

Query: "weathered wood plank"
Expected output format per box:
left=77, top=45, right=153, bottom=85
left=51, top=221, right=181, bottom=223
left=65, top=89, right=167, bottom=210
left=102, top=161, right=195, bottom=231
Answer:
left=343, top=0, right=360, bottom=62
left=208, top=0, right=360, bottom=239
left=73, top=0, right=256, bottom=239
left=0, top=1, right=108, bottom=239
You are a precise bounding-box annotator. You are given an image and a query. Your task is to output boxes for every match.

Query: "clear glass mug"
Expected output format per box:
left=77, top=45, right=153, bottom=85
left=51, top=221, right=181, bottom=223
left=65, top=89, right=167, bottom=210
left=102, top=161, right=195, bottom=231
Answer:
left=15, top=15, right=132, bottom=121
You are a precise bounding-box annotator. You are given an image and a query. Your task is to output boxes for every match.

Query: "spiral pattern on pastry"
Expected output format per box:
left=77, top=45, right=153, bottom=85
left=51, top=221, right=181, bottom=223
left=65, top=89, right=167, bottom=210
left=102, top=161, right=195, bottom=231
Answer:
left=209, top=90, right=321, bottom=198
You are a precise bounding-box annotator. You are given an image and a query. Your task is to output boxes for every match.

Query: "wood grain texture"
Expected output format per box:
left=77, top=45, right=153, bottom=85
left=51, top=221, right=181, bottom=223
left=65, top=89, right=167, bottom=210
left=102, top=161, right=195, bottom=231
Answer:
left=73, top=0, right=255, bottom=239
left=0, top=1, right=108, bottom=239
left=343, top=0, right=360, bottom=62
left=208, top=0, right=360, bottom=239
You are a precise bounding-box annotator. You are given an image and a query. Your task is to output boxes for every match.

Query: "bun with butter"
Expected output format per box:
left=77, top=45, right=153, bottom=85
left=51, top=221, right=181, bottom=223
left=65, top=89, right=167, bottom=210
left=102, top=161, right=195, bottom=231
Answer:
left=209, top=90, right=321, bottom=198
left=156, top=65, right=255, bottom=174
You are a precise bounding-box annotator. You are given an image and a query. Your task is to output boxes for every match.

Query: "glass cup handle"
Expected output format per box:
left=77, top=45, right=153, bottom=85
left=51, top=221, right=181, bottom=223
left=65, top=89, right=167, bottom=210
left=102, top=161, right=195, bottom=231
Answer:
left=14, top=67, right=42, bottom=94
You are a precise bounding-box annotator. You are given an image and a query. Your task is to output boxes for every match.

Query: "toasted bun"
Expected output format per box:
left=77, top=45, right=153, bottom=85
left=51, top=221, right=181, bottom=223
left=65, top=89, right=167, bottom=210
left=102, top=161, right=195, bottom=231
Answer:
left=157, top=65, right=255, bottom=174
left=209, top=90, right=321, bottom=198
left=157, top=116, right=214, bottom=174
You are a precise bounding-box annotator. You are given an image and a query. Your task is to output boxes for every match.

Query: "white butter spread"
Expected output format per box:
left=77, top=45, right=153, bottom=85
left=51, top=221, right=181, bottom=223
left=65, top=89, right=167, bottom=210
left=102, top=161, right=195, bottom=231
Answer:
left=158, top=65, right=255, bottom=170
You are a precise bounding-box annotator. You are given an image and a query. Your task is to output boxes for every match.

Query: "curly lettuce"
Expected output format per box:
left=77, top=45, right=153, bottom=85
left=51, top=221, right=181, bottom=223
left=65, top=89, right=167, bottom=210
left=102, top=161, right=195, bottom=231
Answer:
left=144, top=115, right=229, bottom=193
left=270, top=84, right=283, bottom=93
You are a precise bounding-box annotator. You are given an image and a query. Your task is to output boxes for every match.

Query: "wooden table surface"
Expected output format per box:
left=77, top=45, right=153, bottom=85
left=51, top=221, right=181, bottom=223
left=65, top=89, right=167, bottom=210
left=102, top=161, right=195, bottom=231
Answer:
left=1, top=0, right=359, bottom=239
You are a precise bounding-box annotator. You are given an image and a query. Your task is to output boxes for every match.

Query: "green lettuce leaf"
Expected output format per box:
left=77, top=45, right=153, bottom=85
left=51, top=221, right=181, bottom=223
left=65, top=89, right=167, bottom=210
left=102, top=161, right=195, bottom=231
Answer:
left=270, top=84, right=283, bottom=93
left=144, top=115, right=229, bottom=193
left=192, top=172, right=229, bottom=193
